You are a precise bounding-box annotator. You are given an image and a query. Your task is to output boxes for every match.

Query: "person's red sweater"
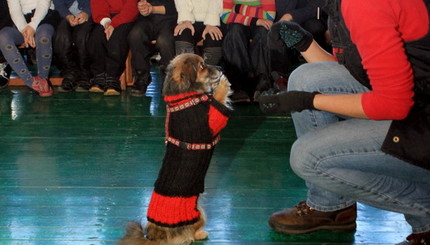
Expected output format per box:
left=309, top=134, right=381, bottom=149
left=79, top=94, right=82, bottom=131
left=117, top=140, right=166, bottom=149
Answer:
left=342, top=0, right=428, bottom=120
left=91, top=0, right=138, bottom=28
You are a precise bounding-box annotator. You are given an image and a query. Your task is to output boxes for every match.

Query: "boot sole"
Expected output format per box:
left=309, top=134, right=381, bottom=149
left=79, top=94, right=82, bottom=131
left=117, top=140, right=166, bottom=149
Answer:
left=269, top=220, right=356, bottom=234
left=104, top=89, right=120, bottom=96
left=89, top=87, right=104, bottom=93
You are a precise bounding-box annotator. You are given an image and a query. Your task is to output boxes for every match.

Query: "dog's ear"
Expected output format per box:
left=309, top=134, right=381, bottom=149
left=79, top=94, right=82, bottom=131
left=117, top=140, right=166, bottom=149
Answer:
left=179, top=57, right=198, bottom=86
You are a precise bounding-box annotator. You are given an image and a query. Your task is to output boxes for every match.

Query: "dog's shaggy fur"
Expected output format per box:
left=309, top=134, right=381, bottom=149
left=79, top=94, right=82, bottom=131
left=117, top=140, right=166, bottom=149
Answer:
left=118, top=54, right=232, bottom=245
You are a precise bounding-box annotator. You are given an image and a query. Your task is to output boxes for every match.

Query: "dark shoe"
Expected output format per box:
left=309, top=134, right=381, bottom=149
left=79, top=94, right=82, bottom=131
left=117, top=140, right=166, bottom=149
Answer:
left=104, top=76, right=121, bottom=96
left=230, top=90, right=251, bottom=103
left=397, top=231, right=430, bottom=245
left=130, top=71, right=151, bottom=97
left=268, top=201, right=357, bottom=234
left=32, top=76, right=53, bottom=97
left=89, top=73, right=106, bottom=93
left=75, top=79, right=92, bottom=92
left=58, top=76, right=77, bottom=92
left=253, top=74, right=272, bottom=102
left=0, top=62, right=11, bottom=89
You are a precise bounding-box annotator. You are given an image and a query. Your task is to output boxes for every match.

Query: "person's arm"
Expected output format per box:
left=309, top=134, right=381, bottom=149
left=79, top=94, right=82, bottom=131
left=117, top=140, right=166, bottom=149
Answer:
left=111, top=0, right=139, bottom=27
left=222, top=0, right=260, bottom=26
left=235, top=0, right=276, bottom=21
left=300, top=41, right=335, bottom=63
left=7, top=0, right=28, bottom=31
left=78, top=0, right=92, bottom=17
left=53, top=0, right=71, bottom=18
left=174, top=0, right=194, bottom=23
left=91, top=0, right=111, bottom=26
left=343, top=0, right=421, bottom=120
left=204, top=0, right=223, bottom=26
left=27, top=0, right=51, bottom=31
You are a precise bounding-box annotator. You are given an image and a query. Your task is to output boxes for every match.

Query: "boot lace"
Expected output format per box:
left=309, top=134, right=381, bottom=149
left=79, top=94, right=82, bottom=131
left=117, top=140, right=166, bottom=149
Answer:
left=295, top=201, right=315, bottom=216
left=407, top=231, right=430, bottom=245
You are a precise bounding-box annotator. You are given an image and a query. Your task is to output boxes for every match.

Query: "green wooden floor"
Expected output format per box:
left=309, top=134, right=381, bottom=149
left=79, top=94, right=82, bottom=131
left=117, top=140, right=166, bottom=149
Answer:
left=0, top=70, right=412, bottom=244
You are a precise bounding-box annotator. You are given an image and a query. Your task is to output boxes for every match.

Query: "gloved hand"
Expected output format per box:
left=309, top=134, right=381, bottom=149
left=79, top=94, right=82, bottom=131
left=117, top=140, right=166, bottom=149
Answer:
left=259, top=89, right=319, bottom=114
left=270, top=20, right=313, bottom=52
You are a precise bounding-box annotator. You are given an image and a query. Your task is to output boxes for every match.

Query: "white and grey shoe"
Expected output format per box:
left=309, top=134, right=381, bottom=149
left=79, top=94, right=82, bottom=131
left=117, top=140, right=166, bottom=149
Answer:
left=0, top=62, right=12, bottom=89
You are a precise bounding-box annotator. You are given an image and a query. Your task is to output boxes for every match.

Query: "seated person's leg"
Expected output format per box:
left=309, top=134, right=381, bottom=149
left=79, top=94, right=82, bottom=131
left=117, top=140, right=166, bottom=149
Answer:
left=0, top=26, right=52, bottom=96
left=54, top=18, right=78, bottom=92
left=156, top=17, right=176, bottom=73
left=175, top=28, right=195, bottom=55
left=250, top=26, right=272, bottom=101
left=87, top=25, right=108, bottom=93
left=104, top=22, right=134, bottom=96
left=128, top=18, right=154, bottom=96
left=73, top=21, right=94, bottom=92
left=222, top=23, right=252, bottom=103
left=199, top=22, right=222, bottom=66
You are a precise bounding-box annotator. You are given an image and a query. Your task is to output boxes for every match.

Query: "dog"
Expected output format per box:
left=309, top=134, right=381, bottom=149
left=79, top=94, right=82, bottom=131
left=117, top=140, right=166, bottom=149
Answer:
left=119, top=53, right=232, bottom=245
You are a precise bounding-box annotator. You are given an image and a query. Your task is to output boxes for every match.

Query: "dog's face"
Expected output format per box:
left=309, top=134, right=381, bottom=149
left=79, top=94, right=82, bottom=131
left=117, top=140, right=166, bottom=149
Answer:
left=163, top=53, right=223, bottom=96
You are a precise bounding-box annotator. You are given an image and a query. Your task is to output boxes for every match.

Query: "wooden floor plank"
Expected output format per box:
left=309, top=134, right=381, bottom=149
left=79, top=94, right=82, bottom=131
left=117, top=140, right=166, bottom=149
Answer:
left=0, top=75, right=412, bottom=244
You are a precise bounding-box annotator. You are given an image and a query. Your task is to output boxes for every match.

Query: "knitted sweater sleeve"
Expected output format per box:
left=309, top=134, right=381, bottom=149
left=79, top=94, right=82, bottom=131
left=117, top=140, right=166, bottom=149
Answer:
left=8, top=0, right=51, bottom=31
left=28, top=0, right=51, bottom=31
left=208, top=99, right=232, bottom=136
left=342, top=0, right=427, bottom=120
left=175, top=0, right=194, bottom=23
left=110, top=0, right=138, bottom=28
left=204, top=0, right=223, bottom=26
left=221, top=0, right=275, bottom=26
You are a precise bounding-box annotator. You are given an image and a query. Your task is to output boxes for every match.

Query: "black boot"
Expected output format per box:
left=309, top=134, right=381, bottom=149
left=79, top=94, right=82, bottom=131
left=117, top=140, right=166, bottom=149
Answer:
left=89, top=73, right=107, bottom=93
left=130, top=71, right=151, bottom=97
left=104, top=76, right=121, bottom=96
left=58, top=69, right=78, bottom=92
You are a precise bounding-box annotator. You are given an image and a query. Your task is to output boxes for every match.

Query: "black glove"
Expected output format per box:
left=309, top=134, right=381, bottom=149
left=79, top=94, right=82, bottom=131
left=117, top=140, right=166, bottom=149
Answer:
left=271, top=20, right=313, bottom=52
left=259, top=89, right=319, bottom=114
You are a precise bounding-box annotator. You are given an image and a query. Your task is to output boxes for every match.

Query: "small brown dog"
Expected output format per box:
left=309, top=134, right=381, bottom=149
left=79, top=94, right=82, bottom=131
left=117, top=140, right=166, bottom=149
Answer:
left=119, top=53, right=232, bottom=245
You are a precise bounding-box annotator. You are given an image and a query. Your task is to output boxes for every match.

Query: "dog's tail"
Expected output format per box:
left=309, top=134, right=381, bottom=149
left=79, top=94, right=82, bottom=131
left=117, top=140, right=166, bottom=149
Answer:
left=118, top=221, right=165, bottom=245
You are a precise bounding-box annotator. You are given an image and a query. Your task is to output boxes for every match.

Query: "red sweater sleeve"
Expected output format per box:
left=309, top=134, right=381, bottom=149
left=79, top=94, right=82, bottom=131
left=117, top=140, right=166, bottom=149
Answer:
left=91, top=0, right=138, bottom=27
left=342, top=0, right=428, bottom=120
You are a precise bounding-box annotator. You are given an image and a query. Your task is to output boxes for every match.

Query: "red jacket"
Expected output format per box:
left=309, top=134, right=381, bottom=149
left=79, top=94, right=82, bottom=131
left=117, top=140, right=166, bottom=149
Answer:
left=91, top=0, right=138, bottom=28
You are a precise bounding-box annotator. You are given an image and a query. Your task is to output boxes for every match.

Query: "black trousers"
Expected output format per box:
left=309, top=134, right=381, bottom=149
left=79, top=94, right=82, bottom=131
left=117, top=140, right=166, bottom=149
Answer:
left=54, top=18, right=93, bottom=79
left=222, top=23, right=270, bottom=91
left=174, top=22, right=223, bottom=48
left=128, top=15, right=176, bottom=74
left=88, top=22, right=134, bottom=78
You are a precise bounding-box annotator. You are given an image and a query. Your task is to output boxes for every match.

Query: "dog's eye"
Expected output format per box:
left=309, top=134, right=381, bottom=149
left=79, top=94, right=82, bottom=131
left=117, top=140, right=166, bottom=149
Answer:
left=200, top=63, right=207, bottom=71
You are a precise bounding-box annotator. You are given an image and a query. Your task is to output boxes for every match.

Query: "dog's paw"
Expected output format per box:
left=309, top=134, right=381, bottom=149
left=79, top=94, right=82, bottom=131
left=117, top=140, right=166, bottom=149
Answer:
left=194, top=230, right=209, bottom=240
left=213, top=75, right=232, bottom=105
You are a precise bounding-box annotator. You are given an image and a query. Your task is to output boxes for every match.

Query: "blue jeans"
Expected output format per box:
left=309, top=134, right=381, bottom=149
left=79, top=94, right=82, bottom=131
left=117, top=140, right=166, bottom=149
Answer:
left=0, top=24, right=54, bottom=87
left=288, top=62, right=430, bottom=233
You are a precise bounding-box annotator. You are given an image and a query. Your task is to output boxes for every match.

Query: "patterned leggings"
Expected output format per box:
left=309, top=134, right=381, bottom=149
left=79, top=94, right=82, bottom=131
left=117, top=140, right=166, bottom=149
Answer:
left=0, top=24, right=54, bottom=87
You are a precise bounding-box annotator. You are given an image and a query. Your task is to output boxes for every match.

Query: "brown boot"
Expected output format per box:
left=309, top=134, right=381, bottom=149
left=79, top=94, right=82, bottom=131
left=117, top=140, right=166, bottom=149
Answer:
left=396, top=231, right=430, bottom=245
left=269, top=201, right=357, bottom=234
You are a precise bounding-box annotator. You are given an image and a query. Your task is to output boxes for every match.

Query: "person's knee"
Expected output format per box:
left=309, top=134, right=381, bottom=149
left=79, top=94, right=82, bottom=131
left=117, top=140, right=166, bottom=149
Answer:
left=0, top=27, right=15, bottom=47
left=288, top=63, right=324, bottom=92
left=128, top=25, right=150, bottom=46
left=157, top=33, right=174, bottom=50
left=289, top=137, right=317, bottom=179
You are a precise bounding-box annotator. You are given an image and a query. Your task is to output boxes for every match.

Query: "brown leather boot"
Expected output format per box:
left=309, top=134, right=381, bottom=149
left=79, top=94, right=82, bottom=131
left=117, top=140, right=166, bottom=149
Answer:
left=396, top=231, right=430, bottom=245
left=269, top=201, right=357, bottom=234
